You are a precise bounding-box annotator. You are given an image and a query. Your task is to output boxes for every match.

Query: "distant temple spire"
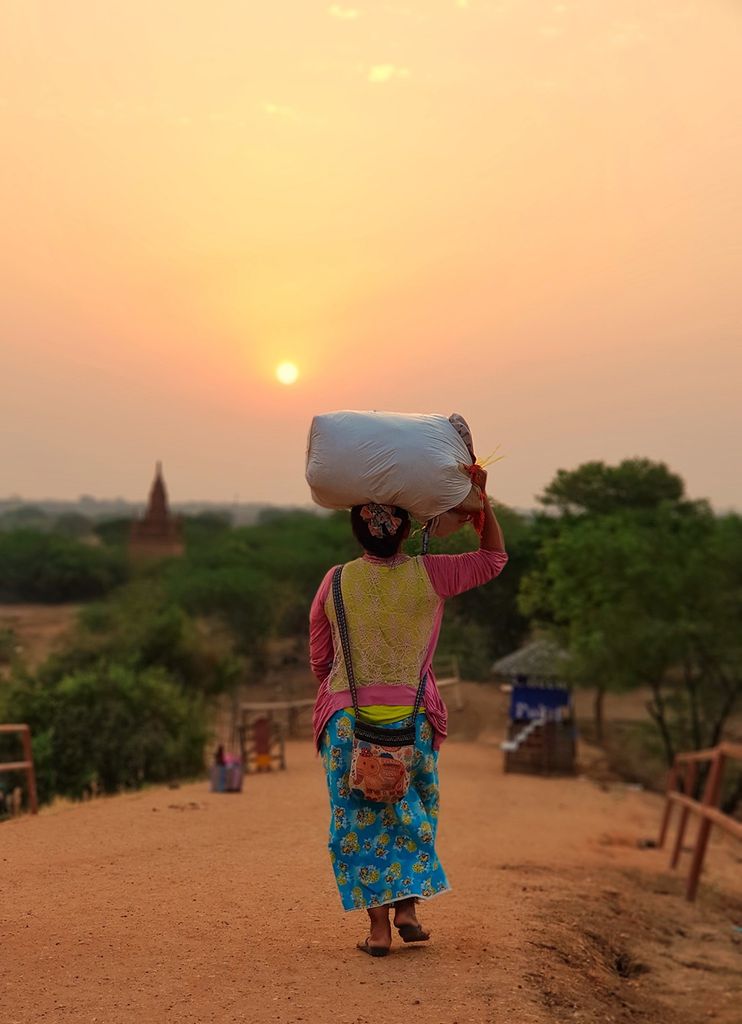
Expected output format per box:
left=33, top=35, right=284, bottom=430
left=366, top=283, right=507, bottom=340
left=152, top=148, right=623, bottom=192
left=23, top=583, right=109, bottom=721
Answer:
left=129, top=463, right=184, bottom=560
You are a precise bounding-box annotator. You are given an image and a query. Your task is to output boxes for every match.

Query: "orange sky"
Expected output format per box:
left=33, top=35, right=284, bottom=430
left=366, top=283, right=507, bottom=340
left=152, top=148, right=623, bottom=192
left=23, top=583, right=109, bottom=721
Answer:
left=1, top=1, right=740, bottom=509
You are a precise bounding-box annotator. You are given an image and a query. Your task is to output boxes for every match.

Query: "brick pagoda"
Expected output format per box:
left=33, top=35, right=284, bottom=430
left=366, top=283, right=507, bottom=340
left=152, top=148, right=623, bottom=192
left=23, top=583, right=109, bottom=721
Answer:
left=129, top=462, right=184, bottom=560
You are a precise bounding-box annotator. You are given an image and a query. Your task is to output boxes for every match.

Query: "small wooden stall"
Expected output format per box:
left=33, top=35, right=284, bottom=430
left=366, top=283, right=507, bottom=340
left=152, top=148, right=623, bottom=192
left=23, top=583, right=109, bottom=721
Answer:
left=493, top=639, right=576, bottom=776
left=237, top=699, right=311, bottom=774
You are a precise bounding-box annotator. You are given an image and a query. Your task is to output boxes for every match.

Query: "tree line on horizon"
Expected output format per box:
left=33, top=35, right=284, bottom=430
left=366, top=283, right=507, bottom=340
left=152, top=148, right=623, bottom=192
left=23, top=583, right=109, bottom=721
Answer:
left=0, top=457, right=740, bottom=811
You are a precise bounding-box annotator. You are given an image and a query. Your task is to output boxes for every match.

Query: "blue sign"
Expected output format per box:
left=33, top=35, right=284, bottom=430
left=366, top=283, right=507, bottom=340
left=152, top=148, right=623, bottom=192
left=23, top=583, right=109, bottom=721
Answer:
left=510, top=685, right=570, bottom=722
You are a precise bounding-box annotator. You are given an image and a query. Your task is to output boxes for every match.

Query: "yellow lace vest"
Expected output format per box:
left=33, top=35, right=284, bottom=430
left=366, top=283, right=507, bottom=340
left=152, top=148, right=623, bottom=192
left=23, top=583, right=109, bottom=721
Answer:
left=324, top=556, right=439, bottom=695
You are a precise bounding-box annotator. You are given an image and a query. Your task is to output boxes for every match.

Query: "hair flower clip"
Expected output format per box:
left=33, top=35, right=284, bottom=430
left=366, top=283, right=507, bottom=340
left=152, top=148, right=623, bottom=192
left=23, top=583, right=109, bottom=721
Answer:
left=360, top=503, right=402, bottom=539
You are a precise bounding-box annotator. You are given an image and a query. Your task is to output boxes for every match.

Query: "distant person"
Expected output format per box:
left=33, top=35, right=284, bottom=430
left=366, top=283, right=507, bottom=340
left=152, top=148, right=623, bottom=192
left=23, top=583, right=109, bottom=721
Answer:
left=310, top=470, right=507, bottom=956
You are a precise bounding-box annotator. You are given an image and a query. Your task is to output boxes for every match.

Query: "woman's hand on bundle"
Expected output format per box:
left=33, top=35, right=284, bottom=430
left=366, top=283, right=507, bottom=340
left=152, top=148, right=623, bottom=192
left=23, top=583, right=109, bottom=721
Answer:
left=470, top=465, right=487, bottom=494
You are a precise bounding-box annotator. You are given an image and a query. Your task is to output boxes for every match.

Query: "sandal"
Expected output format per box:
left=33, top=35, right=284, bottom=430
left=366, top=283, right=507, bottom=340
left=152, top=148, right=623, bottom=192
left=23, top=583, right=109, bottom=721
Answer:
left=357, top=937, right=390, bottom=957
left=396, top=922, right=430, bottom=943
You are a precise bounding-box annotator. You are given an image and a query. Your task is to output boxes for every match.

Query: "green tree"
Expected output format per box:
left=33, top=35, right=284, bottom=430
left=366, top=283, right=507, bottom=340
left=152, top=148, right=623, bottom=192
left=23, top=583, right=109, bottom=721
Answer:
left=527, top=457, right=708, bottom=740
left=0, top=506, right=51, bottom=531
left=520, top=505, right=742, bottom=762
left=54, top=512, right=94, bottom=539
left=93, top=517, right=131, bottom=547
left=180, top=512, right=233, bottom=546
left=538, top=458, right=687, bottom=517
left=166, top=510, right=357, bottom=644
left=58, top=579, right=235, bottom=697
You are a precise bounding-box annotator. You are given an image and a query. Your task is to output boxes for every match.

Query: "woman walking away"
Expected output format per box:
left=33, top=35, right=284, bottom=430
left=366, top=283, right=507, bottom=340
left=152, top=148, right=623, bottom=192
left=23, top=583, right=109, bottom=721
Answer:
left=310, top=470, right=507, bottom=956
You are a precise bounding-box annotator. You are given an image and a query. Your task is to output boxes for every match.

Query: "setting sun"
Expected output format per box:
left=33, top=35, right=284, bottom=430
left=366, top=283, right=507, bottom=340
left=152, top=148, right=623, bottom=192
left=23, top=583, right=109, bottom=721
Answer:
left=275, top=361, right=300, bottom=386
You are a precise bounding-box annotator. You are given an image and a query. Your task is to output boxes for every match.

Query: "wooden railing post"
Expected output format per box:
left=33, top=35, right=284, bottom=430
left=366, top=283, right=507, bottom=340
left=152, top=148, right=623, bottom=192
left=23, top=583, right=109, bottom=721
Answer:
left=20, top=725, right=38, bottom=815
left=658, top=760, right=678, bottom=849
left=685, top=749, right=726, bottom=901
left=659, top=743, right=742, bottom=902
left=670, top=760, right=697, bottom=869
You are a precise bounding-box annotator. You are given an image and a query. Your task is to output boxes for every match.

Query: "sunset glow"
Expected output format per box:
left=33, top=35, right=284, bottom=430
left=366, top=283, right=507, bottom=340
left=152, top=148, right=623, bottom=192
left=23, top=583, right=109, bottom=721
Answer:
left=0, top=1, right=740, bottom=507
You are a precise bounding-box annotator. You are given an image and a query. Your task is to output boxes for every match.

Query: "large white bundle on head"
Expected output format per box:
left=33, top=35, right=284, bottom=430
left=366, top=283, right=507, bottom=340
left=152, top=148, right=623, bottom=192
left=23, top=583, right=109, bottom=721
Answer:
left=305, top=410, right=475, bottom=522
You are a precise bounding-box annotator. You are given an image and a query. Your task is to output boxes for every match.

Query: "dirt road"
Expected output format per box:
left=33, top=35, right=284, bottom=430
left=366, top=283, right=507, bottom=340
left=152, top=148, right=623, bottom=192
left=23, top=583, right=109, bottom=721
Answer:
left=3, top=740, right=741, bottom=1024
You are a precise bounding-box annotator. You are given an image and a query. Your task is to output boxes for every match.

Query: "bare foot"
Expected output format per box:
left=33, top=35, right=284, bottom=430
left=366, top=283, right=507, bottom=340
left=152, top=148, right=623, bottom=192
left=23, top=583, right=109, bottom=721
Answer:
left=393, top=898, right=430, bottom=941
left=364, top=905, right=392, bottom=952
left=393, top=897, right=422, bottom=930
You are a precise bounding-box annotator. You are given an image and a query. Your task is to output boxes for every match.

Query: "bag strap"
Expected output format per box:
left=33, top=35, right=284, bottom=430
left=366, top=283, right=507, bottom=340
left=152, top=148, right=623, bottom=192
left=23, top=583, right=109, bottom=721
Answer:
left=421, top=523, right=431, bottom=555
left=331, top=564, right=428, bottom=723
left=332, top=565, right=360, bottom=717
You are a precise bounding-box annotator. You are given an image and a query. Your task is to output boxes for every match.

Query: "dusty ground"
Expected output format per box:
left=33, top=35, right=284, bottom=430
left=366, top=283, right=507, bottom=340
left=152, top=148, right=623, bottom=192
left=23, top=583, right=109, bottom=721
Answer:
left=3, top=740, right=741, bottom=1024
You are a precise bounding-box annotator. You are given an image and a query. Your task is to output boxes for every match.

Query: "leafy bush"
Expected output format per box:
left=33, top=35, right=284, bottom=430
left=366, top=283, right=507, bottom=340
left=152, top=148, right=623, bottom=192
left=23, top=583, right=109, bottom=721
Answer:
left=93, top=517, right=131, bottom=548
left=53, top=513, right=94, bottom=539
left=0, top=664, right=207, bottom=802
left=0, top=506, right=51, bottom=531
left=0, top=530, right=126, bottom=602
left=0, top=626, right=18, bottom=664
left=435, top=617, right=494, bottom=681
left=181, top=512, right=232, bottom=545
left=61, top=581, right=235, bottom=697
left=166, top=563, right=274, bottom=652
left=164, top=510, right=357, bottom=641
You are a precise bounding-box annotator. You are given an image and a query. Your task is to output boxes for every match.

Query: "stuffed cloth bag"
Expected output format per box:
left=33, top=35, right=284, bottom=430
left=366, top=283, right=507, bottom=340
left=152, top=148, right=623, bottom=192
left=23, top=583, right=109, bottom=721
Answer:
left=307, top=410, right=479, bottom=524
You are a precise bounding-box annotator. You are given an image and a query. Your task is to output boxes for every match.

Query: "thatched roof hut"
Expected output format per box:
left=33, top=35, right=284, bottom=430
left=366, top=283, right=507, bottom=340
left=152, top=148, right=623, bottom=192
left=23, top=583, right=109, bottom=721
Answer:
left=492, top=637, right=568, bottom=686
left=495, top=639, right=576, bottom=776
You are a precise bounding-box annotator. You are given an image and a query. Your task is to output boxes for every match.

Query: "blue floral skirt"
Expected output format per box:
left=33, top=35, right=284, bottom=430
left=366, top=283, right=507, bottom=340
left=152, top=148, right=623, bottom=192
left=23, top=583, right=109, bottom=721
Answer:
left=321, top=710, right=450, bottom=911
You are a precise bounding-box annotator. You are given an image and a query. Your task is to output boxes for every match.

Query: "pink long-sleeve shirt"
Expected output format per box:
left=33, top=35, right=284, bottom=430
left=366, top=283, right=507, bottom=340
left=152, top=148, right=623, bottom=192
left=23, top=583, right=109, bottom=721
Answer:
left=310, top=548, right=508, bottom=750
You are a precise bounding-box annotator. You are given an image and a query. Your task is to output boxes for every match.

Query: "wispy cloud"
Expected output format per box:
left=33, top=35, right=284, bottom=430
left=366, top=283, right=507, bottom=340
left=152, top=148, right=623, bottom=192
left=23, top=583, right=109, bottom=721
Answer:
left=367, top=64, right=411, bottom=84
left=262, top=102, right=298, bottom=119
left=328, top=4, right=360, bottom=18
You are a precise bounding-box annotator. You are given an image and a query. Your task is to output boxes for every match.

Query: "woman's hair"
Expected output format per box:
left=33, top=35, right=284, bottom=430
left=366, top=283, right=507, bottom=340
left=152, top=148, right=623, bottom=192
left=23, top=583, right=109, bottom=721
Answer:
left=351, top=503, right=410, bottom=558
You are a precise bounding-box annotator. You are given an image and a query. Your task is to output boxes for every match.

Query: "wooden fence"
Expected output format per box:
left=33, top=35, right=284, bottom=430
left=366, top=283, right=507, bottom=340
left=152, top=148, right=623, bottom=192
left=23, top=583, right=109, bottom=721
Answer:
left=238, top=661, right=464, bottom=742
left=658, top=741, right=742, bottom=901
left=0, top=723, right=38, bottom=815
